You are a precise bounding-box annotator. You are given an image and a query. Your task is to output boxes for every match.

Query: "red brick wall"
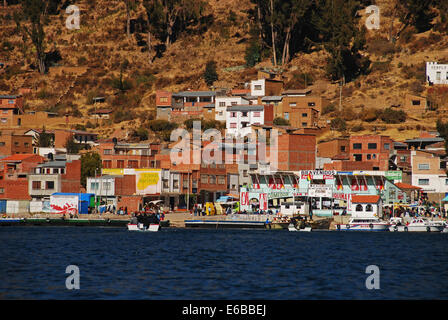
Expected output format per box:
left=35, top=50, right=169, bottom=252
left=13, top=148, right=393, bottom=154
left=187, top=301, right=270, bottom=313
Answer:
left=117, top=196, right=142, bottom=213
left=277, top=133, right=316, bottom=171
left=61, top=160, right=81, bottom=193
left=0, top=179, right=30, bottom=200
left=54, top=130, right=74, bottom=149
left=264, top=105, right=274, bottom=125
left=115, top=175, right=136, bottom=195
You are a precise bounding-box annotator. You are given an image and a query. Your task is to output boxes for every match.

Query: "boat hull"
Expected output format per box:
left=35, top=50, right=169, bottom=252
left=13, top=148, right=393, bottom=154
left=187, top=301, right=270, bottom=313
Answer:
left=389, top=225, right=444, bottom=232
left=127, top=223, right=160, bottom=232
left=336, top=223, right=390, bottom=231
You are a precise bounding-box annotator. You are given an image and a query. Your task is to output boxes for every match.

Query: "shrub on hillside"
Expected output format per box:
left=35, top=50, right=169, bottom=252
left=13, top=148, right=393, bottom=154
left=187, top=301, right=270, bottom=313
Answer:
left=367, top=38, right=397, bottom=56
left=330, top=118, right=347, bottom=132
left=322, top=104, right=336, bottom=115
left=273, top=117, right=290, bottom=126
left=379, top=108, right=407, bottom=124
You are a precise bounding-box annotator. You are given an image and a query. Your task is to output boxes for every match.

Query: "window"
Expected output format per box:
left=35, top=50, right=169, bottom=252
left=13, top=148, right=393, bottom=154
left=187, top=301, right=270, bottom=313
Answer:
left=341, top=146, right=346, bottom=152
left=290, top=103, right=297, bottom=107
left=372, top=154, right=377, bottom=159
left=302, top=113, right=308, bottom=117
left=24, top=143, right=29, bottom=147
left=356, top=204, right=363, bottom=212
left=243, top=170, right=248, bottom=177
left=2, top=110, right=7, bottom=114
left=61, top=169, right=65, bottom=174
left=367, top=154, right=371, bottom=160
left=183, top=179, right=189, bottom=189
left=353, top=143, right=362, bottom=149
left=173, top=180, right=179, bottom=189
left=400, top=156, right=407, bottom=162
left=368, top=143, right=377, bottom=149
left=8, top=100, right=14, bottom=104
left=384, top=143, right=390, bottom=150
left=308, top=102, right=316, bottom=107
left=32, top=181, right=41, bottom=190
left=53, top=168, right=59, bottom=174
left=284, top=112, right=289, bottom=120
left=103, top=160, right=112, bottom=169
left=46, top=181, right=54, bottom=190
left=242, top=112, right=248, bottom=117
left=117, top=160, right=125, bottom=168
left=219, top=111, right=223, bottom=116
left=104, top=149, right=112, bottom=155
left=90, top=182, right=99, bottom=190
left=0, top=188, right=4, bottom=194
left=412, top=100, right=421, bottom=106
left=1, top=118, right=7, bottom=124
left=231, top=101, right=238, bottom=106
left=366, top=204, right=373, bottom=212
left=254, top=85, right=262, bottom=90
left=219, top=102, right=226, bottom=107
left=128, top=160, right=138, bottom=168
left=418, top=163, right=430, bottom=170
left=302, top=122, right=307, bottom=127
left=103, top=182, right=111, bottom=191
left=418, top=179, right=429, bottom=185
left=354, top=154, right=362, bottom=161
left=160, top=97, right=168, bottom=103
left=436, top=72, right=441, bottom=80
left=230, top=123, right=237, bottom=128
left=254, top=112, right=261, bottom=117
left=209, top=175, right=216, bottom=184
left=231, top=112, right=236, bottom=118
left=201, top=175, right=208, bottom=184
left=218, top=176, right=225, bottom=185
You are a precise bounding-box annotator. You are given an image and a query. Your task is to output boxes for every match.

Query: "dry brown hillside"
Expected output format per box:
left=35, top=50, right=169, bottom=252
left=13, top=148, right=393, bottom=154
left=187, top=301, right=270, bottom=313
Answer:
left=0, top=0, right=447, bottom=141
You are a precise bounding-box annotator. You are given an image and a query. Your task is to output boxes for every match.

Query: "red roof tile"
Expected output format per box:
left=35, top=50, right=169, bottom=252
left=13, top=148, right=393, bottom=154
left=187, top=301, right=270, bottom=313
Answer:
left=351, top=195, right=381, bottom=204
left=0, top=154, right=41, bottom=162
left=394, top=182, right=422, bottom=190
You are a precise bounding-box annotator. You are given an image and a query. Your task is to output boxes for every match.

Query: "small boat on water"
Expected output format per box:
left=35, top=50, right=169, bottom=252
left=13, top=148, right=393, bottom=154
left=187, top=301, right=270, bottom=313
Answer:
left=127, top=223, right=160, bottom=232
left=389, top=218, right=445, bottom=232
left=336, top=217, right=390, bottom=231
left=287, top=222, right=312, bottom=232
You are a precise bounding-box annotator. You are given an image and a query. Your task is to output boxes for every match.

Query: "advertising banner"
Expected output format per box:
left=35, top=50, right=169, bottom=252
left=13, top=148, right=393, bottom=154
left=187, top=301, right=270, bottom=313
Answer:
left=102, top=168, right=162, bottom=195
left=308, top=184, right=333, bottom=198
left=259, top=193, right=268, bottom=210
left=50, top=195, right=78, bottom=215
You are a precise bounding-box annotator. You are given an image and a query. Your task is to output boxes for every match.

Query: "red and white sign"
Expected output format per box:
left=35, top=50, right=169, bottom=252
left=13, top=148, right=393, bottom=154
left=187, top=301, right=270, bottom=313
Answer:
left=241, top=192, right=249, bottom=206
left=50, top=195, right=78, bottom=215
left=259, top=193, right=268, bottom=210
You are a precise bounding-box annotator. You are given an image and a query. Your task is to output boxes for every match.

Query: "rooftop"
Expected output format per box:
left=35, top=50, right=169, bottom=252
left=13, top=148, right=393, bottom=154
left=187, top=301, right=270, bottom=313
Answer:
left=227, top=105, right=264, bottom=112
left=351, top=195, right=381, bottom=204
left=0, top=154, right=41, bottom=162
left=173, top=91, right=216, bottom=98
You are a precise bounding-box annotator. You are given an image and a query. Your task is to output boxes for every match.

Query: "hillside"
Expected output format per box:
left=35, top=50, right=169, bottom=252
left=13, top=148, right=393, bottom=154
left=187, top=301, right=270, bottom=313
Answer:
left=1, top=0, right=447, bottom=141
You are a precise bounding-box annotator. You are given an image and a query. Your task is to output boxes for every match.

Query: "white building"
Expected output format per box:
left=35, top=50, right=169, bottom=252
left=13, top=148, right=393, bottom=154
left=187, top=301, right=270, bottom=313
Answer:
left=226, top=105, right=265, bottom=138
left=250, top=79, right=266, bottom=96
left=215, top=96, right=249, bottom=121
left=412, top=174, right=448, bottom=195
left=426, top=62, right=448, bottom=85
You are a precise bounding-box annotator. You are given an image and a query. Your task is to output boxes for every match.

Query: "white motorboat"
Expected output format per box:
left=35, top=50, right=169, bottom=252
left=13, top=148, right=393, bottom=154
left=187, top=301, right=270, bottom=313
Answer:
left=389, top=218, right=444, bottom=232
left=288, top=223, right=312, bottom=232
left=127, top=223, right=160, bottom=232
left=336, top=217, right=390, bottom=231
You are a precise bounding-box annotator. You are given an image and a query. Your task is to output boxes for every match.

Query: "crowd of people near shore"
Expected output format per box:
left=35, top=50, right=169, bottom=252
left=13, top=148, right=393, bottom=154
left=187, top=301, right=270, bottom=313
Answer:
left=383, top=206, right=447, bottom=220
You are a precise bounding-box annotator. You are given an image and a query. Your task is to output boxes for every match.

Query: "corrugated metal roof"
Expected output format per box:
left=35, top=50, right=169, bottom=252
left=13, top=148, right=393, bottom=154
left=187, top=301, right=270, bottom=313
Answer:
left=173, top=91, right=216, bottom=97
left=227, top=105, right=264, bottom=112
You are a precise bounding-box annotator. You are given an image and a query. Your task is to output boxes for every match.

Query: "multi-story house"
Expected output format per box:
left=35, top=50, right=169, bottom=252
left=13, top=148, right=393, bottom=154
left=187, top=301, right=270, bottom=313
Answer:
left=0, top=154, right=46, bottom=200
left=225, top=105, right=273, bottom=138
left=28, top=158, right=82, bottom=200
left=0, top=95, right=24, bottom=127
left=0, top=130, right=33, bottom=157
left=215, top=96, right=249, bottom=121
left=426, top=62, right=448, bottom=85
left=411, top=149, right=448, bottom=202
left=97, top=140, right=161, bottom=169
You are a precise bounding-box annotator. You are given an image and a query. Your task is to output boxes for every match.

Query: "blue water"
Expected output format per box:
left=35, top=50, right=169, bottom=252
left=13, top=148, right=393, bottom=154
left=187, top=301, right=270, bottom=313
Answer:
left=0, top=227, right=447, bottom=300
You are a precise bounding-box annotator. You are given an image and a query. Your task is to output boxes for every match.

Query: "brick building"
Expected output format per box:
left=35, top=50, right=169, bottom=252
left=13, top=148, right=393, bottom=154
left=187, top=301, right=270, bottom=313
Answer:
left=96, top=140, right=160, bottom=169
left=0, top=95, right=24, bottom=127
left=317, top=138, right=350, bottom=159
left=54, top=129, right=98, bottom=149
left=0, top=131, right=33, bottom=157
left=0, top=154, right=46, bottom=200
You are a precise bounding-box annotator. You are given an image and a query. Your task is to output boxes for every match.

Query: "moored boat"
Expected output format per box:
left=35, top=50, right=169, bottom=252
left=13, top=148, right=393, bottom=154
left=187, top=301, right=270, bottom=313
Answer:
left=336, top=217, right=390, bottom=231
left=127, top=223, right=160, bottom=232
left=390, top=218, right=444, bottom=232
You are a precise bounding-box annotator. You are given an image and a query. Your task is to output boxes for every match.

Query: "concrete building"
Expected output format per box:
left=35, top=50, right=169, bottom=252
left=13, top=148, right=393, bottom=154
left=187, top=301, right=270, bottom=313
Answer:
left=226, top=105, right=273, bottom=138
left=426, top=62, right=448, bottom=85
left=0, top=131, right=33, bottom=157
left=411, top=149, right=448, bottom=203
left=215, top=96, right=249, bottom=121
left=28, top=159, right=82, bottom=200
left=250, top=79, right=284, bottom=97
left=0, top=95, right=24, bottom=127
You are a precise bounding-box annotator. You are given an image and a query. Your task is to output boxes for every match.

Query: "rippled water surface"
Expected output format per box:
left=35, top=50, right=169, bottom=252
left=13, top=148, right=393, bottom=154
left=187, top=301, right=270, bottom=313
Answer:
left=0, top=227, right=447, bottom=299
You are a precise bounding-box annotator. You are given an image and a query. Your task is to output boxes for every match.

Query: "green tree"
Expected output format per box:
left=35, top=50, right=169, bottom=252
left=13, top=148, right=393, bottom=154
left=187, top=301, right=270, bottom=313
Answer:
left=394, top=0, right=437, bottom=38
left=14, top=0, right=62, bottom=74
left=65, top=136, right=80, bottom=154
left=203, top=60, right=218, bottom=87
left=38, top=127, right=54, bottom=147
left=245, top=40, right=261, bottom=67
left=80, top=152, right=102, bottom=188
left=312, top=0, right=370, bottom=82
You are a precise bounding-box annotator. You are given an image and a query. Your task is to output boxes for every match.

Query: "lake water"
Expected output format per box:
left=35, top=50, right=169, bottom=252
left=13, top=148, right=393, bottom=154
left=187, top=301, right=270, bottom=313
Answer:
left=0, top=227, right=447, bottom=299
